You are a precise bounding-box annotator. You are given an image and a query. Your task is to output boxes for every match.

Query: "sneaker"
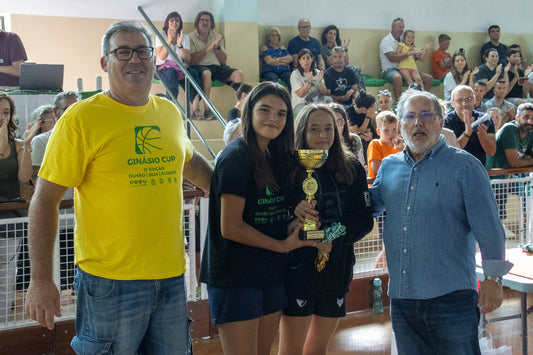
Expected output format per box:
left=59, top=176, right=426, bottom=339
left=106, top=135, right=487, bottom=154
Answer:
left=191, top=109, right=202, bottom=120
left=204, top=109, right=216, bottom=120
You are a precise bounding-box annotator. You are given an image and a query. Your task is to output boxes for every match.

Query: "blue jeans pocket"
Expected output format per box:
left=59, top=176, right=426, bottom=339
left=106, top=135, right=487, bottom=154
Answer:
left=71, top=335, right=112, bottom=355
left=83, top=273, right=115, bottom=299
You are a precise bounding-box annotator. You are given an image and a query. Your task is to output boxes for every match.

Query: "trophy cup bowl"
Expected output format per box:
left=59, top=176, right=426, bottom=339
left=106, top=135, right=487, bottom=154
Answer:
left=297, top=149, right=328, bottom=240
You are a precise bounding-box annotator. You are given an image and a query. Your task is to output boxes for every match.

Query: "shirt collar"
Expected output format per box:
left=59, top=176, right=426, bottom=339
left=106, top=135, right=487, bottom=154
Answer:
left=403, top=135, right=447, bottom=163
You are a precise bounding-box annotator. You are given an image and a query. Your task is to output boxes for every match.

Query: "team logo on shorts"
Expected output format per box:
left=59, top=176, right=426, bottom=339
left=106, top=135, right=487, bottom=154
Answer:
left=135, top=126, right=162, bottom=154
left=337, top=298, right=344, bottom=308
left=296, top=299, right=307, bottom=308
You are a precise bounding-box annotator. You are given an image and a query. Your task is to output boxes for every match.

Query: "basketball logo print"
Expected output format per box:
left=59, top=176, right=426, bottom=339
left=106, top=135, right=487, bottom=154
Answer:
left=135, top=126, right=162, bottom=154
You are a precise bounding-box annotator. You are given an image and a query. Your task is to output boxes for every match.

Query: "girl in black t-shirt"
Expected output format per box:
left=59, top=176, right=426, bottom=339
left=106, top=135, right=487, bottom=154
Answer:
left=279, top=104, right=373, bottom=355
left=199, top=82, right=324, bottom=354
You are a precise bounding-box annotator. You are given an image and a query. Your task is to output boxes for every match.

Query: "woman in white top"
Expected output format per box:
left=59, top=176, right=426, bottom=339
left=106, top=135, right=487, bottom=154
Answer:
left=155, top=12, right=202, bottom=119
left=290, top=48, right=330, bottom=115
left=443, top=52, right=476, bottom=101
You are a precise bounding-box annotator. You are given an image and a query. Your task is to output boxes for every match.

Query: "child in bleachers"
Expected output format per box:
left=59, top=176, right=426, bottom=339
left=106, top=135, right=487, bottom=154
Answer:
left=367, top=111, right=404, bottom=179
left=397, top=30, right=429, bottom=90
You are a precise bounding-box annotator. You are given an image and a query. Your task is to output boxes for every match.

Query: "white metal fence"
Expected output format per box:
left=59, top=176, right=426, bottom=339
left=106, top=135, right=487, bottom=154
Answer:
left=1, top=175, right=531, bottom=330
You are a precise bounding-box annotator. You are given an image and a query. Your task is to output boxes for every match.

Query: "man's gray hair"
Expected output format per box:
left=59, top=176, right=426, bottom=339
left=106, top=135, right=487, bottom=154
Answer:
left=397, top=89, right=443, bottom=121
left=517, top=102, right=533, bottom=118
left=451, top=85, right=474, bottom=101
left=331, top=46, right=345, bottom=54
left=30, top=105, right=54, bottom=124
left=54, top=91, right=80, bottom=108
left=101, top=21, right=154, bottom=57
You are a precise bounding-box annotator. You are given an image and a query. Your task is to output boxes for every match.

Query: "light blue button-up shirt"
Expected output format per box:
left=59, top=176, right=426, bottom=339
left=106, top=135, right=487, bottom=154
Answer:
left=370, top=137, right=512, bottom=299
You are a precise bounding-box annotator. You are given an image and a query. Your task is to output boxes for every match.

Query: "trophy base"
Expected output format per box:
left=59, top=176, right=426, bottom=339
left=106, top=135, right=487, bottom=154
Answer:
left=300, top=230, right=324, bottom=241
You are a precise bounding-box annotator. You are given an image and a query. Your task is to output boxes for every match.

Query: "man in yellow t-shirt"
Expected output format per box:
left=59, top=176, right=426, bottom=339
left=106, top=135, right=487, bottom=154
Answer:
left=25, top=21, right=212, bottom=354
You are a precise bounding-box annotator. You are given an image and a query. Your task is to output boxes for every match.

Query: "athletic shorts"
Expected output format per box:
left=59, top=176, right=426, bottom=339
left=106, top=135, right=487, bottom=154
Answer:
left=207, top=283, right=287, bottom=324
left=190, top=64, right=237, bottom=84
left=284, top=293, right=346, bottom=318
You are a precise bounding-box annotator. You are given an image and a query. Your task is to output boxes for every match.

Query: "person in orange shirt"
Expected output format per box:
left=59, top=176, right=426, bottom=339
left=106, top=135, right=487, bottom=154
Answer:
left=367, top=111, right=404, bottom=179
left=432, top=34, right=452, bottom=79
left=367, top=111, right=404, bottom=269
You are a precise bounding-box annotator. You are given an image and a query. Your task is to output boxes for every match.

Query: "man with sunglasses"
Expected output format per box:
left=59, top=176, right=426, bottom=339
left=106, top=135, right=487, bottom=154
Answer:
left=370, top=89, right=512, bottom=355
left=25, top=21, right=212, bottom=354
left=445, top=85, right=496, bottom=165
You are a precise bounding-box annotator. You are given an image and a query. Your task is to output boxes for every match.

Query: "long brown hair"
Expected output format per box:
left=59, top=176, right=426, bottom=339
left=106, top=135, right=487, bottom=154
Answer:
left=0, top=93, right=17, bottom=142
left=240, top=82, right=295, bottom=190
left=450, top=52, right=470, bottom=85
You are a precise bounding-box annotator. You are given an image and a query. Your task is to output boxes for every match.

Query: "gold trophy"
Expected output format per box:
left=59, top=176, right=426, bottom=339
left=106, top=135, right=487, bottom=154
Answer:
left=297, top=149, right=328, bottom=240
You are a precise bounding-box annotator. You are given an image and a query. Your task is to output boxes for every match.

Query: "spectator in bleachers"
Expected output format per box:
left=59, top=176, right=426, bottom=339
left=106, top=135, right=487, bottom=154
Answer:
left=475, top=48, right=505, bottom=100
left=431, top=34, right=452, bottom=80
left=487, top=107, right=504, bottom=132
left=367, top=111, right=404, bottom=180
left=330, top=103, right=365, bottom=168
left=379, top=18, right=433, bottom=101
left=288, top=19, right=325, bottom=70
left=377, top=89, right=394, bottom=113
left=321, top=25, right=365, bottom=91
left=260, top=27, right=293, bottom=90
left=442, top=52, right=476, bottom=101
left=396, top=30, right=430, bottom=90
left=31, top=91, right=79, bottom=184
left=445, top=85, right=496, bottom=165
left=350, top=91, right=379, bottom=162
left=0, top=93, right=40, bottom=202
left=324, top=46, right=359, bottom=123
left=509, top=44, right=527, bottom=71
left=486, top=102, right=533, bottom=170
left=505, top=48, right=532, bottom=104
left=481, top=80, right=516, bottom=117
left=480, top=25, right=508, bottom=66
left=320, top=25, right=349, bottom=68
left=474, top=80, right=488, bottom=110
left=290, top=48, right=330, bottom=115
left=156, top=11, right=202, bottom=119
left=189, top=11, right=244, bottom=120
left=0, top=93, right=39, bottom=323
left=227, top=83, right=252, bottom=122
left=280, top=104, right=372, bottom=355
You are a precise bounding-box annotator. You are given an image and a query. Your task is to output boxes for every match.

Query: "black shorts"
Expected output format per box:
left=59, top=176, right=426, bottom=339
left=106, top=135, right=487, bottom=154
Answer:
left=284, top=293, right=346, bottom=318
left=191, top=64, right=236, bottom=84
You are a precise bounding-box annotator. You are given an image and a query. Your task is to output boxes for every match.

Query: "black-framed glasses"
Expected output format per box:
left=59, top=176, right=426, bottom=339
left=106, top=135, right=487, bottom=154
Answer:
left=401, top=111, right=436, bottom=123
left=108, top=47, right=154, bottom=61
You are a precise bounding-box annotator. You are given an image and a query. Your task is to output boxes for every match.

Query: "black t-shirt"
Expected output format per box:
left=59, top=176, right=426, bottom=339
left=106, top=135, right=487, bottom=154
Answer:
left=475, top=64, right=504, bottom=99
left=199, top=139, right=290, bottom=288
left=227, top=107, right=240, bottom=122
left=286, top=162, right=373, bottom=298
left=444, top=110, right=495, bottom=165
left=324, top=67, right=357, bottom=106
left=506, top=68, right=525, bottom=99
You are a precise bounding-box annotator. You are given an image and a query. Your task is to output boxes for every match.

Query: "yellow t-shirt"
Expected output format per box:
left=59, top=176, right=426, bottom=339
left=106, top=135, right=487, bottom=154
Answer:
left=397, top=42, right=417, bottom=70
left=40, top=93, right=193, bottom=280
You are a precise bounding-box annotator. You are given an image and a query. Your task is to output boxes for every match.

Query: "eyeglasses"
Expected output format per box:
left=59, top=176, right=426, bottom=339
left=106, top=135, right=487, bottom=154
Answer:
left=378, top=90, right=391, bottom=97
left=401, top=111, right=436, bottom=123
left=199, top=18, right=212, bottom=23
left=41, top=118, right=56, bottom=123
left=299, top=25, right=311, bottom=29
left=107, top=47, right=154, bottom=61
left=454, top=97, right=474, bottom=105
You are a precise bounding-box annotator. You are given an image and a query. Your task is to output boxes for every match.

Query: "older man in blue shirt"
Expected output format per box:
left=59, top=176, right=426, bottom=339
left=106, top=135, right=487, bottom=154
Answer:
left=370, top=89, right=513, bottom=355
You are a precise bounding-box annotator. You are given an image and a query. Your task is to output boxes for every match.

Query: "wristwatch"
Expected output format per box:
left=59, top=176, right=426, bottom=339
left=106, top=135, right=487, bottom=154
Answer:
left=485, top=275, right=503, bottom=286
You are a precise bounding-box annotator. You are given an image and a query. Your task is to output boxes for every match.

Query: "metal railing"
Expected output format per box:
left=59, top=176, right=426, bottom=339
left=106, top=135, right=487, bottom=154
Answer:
left=138, top=5, right=226, bottom=160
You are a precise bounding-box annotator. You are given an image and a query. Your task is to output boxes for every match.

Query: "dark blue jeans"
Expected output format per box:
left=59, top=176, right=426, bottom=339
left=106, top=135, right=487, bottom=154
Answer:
left=156, top=67, right=200, bottom=103
left=261, top=71, right=291, bottom=91
left=391, top=290, right=481, bottom=355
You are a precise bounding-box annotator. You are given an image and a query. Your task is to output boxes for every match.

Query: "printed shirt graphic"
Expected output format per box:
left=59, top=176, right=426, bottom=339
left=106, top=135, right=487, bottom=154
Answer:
left=40, top=93, right=193, bottom=280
